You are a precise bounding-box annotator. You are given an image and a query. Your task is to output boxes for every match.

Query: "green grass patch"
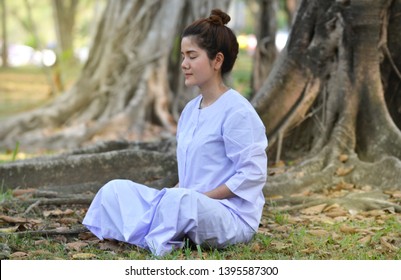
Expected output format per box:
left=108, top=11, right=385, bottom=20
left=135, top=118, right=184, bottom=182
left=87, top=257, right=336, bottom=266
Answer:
left=1, top=204, right=400, bottom=260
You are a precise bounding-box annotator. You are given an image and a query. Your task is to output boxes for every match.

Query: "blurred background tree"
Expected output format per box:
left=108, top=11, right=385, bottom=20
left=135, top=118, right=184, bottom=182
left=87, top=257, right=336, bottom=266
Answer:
left=0, top=0, right=235, bottom=151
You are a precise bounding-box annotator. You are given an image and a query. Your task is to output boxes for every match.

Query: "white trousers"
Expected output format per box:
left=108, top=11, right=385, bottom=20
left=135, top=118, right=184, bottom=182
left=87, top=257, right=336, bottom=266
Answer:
left=82, top=179, right=255, bottom=256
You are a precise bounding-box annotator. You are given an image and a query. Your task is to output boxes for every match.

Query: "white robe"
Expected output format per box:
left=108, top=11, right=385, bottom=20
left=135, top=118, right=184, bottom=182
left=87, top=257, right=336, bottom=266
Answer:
left=83, top=89, right=268, bottom=256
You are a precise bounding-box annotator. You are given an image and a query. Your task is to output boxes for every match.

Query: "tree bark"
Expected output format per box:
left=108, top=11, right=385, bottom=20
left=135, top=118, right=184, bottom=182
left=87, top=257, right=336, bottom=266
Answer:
left=251, top=0, right=278, bottom=95
left=51, top=0, right=78, bottom=58
left=252, top=0, right=401, bottom=195
left=50, top=0, right=79, bottom=93
left=0, top=139, right=178, bottom=194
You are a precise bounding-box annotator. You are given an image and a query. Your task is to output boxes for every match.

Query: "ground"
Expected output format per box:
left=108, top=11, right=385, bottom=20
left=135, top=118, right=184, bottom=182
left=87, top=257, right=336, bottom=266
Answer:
left=0, top=183, right=400, bottom=260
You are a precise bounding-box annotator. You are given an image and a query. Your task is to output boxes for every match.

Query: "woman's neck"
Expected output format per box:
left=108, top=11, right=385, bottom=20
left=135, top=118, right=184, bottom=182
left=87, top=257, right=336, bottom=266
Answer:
left=199, top=82, right=229, bottom=108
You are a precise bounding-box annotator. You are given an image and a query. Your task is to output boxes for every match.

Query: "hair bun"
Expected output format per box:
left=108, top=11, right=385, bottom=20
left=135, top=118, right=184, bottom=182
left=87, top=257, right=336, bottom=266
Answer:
left=207, top=9, right=231, bottom=26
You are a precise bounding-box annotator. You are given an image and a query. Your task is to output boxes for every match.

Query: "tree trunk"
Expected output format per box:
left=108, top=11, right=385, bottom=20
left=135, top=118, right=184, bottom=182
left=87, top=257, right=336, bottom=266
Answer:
left=0, top=0, right=230, bottom=152
left=252, top=0, right=401, bottom=195
left=51, top=0, right=78, bottom=59
left=251, top=0, right=278, bottom=95
left=51, top=0, right=79, bottom=92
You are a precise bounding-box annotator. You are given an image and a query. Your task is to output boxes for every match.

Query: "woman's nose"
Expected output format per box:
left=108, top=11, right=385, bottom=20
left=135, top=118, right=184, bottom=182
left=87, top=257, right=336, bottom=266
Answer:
left=181, top=57, right=189, bottom=69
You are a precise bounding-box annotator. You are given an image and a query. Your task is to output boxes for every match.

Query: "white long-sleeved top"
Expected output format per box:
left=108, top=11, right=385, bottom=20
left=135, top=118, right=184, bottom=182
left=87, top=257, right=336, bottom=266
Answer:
left=176, top=89, right=268, bottom=231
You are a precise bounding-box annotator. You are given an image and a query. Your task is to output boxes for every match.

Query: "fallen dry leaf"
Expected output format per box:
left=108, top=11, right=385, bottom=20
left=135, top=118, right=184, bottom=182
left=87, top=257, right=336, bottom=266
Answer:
left=12, top=188, right=36, bottom=197
left=99, top=241, right=123, bottom=251
left=300, top=248, right=317, bottom=254
left=380, top=237, right=398, bottom=251
left=55, top=226, right=70, bottom=232
left=320, top=218, right=335, bottom=225
left=43, top=209, right=74, bottom=217
left=335, top=166, right=354, bottom=176
left=0, top=215, right=42, bottom=229
left=333, top=216, right=348, bottom=222
left=257, top=227, right=273, bottom=236
left=338, top=154, right=349, bottom=163
left=325, top=209, right=349, bottom=218
left=362, top=209, right=386, bottom=217
left=340, top=224, right=359, bottom=234
left=66, top=241, right=88, bottom=251
left=324, top=204, right=349, bottom=218
left=271, top=225, right=292, bottom=233
left=271, top=241, right=292, bottom=250
left=323, top=203, right=341, bottom=212
left=251, top=242, right=261, bottom=253
left=300, top=204, right=327, bottom=215
left=384, top=190, right=401, bottom=198
left=34, top=240, right=50, bottom=246
left=58, top=217, right=79, bottom=225
left=0, top=226, right=19, bottom=233
left=0, top=215, right=29, bottom=224
left=79, top=231, right=96, bottom=240
left=331, top=232, right=342, bottom=241
left=286, top=216, right=304, bottom=224
left=72, top=253, right=97, bottom=259
left=392, top=191, right=401, bottom=198
left=54, top=235, right=68, bottom=243
left=29, top=250, right=53, bottom=257
left=358, top=235, right=372, bottom=245
left=10, top=251, right=28, bottom=258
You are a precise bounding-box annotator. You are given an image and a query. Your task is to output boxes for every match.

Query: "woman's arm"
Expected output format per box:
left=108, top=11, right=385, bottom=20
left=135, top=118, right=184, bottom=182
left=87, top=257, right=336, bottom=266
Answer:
left=203, top=184, right=235, bottom=199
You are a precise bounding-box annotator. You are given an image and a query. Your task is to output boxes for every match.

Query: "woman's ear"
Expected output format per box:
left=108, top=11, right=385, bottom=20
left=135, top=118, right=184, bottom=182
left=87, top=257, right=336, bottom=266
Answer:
left=214, top=52, right=224, bottom=71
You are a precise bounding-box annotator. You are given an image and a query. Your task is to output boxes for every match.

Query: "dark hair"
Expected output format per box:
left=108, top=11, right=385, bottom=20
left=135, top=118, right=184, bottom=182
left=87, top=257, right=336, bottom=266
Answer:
left=182, top=9, right=239, bottom=76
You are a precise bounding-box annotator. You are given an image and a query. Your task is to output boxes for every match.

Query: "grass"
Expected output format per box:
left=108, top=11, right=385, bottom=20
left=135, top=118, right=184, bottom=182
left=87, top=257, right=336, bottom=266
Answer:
left=0, top=189, right=13, bottom=204
left=0, top=140, right=40, bottom=163
left=1, top=197, right=400, bottom=260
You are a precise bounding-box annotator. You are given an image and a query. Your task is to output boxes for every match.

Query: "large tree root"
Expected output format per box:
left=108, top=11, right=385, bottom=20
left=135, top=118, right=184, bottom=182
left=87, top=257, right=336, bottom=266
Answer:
left=265, top=146, right=401, bottom=197
left=0, top=226, right=89, bottom=239
left=0, top=138, right=178, bottom=194
left=0, top=196, right=95, bottom=210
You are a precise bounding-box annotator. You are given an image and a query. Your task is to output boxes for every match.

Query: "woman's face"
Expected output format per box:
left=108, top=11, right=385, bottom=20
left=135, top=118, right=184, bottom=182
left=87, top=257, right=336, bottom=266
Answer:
left=181, top=36, right=217, bottom=89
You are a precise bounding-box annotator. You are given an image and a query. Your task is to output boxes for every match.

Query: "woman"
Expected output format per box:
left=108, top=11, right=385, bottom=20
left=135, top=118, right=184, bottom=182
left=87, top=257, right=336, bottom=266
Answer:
left=83, top=9, right=268, bottom=257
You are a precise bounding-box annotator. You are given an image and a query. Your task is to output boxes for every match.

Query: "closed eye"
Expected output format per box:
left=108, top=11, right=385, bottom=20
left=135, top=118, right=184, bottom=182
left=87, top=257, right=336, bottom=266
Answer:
left=181, top=54, right=197, bottom=59
left=181, top=50, right=198, bottom=61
